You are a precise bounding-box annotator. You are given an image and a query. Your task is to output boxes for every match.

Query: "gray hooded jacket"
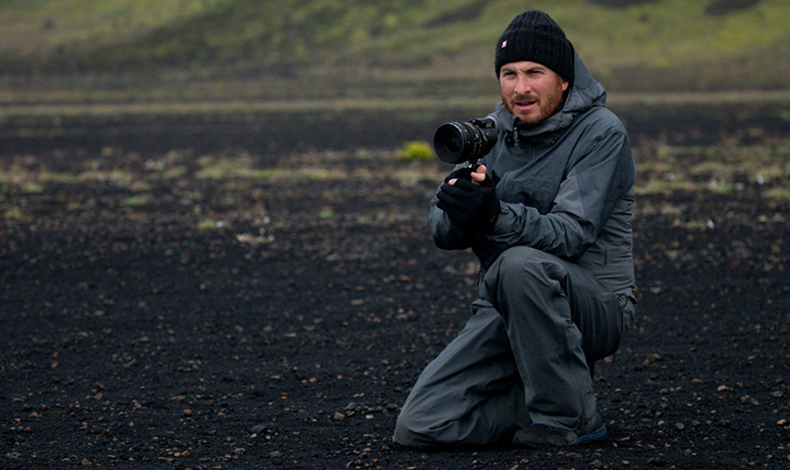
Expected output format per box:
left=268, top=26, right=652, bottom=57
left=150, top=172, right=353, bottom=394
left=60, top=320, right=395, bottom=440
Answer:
left=429, top=53, right=637, bottom=321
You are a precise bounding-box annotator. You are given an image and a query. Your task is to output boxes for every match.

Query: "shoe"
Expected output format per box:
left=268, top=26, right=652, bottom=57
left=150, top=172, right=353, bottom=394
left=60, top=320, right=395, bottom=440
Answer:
left=512, top=413, right=607, bottom=447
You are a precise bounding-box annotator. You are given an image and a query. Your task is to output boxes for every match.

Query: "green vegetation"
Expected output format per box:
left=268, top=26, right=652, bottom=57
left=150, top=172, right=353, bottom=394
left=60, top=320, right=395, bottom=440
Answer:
left=399, top=141, right=434, bottom=161
left=3, top=141, right=789, bottom=209
left=197, top=219, right=225, bottom=230
left=633, top=142, right=790, bottom=197
left=1, top=0, right=789, bottom=102
left=123, top=195, right=150, bottom=207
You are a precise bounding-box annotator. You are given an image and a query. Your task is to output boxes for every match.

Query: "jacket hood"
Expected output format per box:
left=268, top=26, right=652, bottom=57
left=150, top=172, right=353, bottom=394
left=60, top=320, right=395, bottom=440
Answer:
left=493, top=50, right=607, bottom=138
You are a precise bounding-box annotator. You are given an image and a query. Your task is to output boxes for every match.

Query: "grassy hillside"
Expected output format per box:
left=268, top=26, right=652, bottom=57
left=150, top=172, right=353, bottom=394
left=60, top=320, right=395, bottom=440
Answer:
left=1, top=0, right=789, bottom=101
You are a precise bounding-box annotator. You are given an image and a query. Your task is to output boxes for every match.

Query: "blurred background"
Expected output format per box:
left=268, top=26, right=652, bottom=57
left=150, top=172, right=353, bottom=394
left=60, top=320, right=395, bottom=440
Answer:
left=1, top=0, right=789, bottom=175
left=2, top=0, right=789, bottom=103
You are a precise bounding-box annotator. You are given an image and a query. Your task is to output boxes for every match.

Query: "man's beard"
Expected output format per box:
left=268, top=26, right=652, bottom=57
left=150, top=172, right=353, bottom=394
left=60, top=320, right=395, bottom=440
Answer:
left=501, top=84, right=567, bottom=126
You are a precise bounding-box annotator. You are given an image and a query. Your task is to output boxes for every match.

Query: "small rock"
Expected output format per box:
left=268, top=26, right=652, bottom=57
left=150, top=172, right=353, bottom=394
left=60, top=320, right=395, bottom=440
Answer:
left=251, top=424, right=266, bottom=433
left=269, top=451, right=282, bottom=458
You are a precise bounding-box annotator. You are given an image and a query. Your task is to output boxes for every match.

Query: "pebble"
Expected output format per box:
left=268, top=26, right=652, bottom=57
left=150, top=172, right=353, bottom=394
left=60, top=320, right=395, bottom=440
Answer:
left=251, top=424, right=266, bottom=433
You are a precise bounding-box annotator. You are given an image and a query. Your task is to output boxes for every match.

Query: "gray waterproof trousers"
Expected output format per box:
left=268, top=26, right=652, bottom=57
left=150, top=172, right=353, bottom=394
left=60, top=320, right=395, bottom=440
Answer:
left=394, top=246, right=625, bottom=447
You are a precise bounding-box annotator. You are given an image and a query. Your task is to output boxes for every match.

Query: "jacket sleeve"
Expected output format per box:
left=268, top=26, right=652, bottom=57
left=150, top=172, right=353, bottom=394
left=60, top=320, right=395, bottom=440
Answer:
left=428, top=195, right=479, bottom=250
left=486, top=126, right=635, bottom=261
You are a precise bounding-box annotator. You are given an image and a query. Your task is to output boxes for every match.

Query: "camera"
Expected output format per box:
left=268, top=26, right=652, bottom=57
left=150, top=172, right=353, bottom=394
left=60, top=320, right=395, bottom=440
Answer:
left=433, top=117, right=498, bottom=165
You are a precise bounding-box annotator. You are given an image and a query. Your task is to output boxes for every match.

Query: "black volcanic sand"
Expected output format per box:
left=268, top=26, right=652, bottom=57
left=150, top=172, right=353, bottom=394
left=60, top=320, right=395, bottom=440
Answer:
left=1, top=110, right=789, bottom=470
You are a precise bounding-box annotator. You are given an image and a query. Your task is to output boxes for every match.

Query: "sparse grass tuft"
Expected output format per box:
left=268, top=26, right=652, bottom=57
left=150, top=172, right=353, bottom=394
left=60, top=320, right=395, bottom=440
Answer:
left=4, top=206, right=24, bottom=219
left=399, top=141, right=434, bottom=161
left=123, top=196, right=149, bottom=207
left=761, top=188, right=790, bottom=200
left=198, top=219, right=226, bottom=230
left=634, top=141, right=790, bottom=196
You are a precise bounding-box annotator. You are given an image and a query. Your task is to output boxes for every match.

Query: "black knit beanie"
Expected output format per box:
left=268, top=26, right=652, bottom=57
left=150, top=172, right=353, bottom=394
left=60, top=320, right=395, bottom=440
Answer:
left=495, top=10, right=574, bottom=82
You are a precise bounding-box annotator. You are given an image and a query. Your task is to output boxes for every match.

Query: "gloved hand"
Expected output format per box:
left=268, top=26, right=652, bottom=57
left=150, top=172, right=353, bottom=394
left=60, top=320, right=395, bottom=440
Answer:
left=436, top=176, right=500, bottom=232
left=443, top=167, right=475, bottom=184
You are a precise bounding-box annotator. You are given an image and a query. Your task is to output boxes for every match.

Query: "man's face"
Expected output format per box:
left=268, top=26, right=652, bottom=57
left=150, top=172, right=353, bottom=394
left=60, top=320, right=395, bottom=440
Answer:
left=499, top=61, right=569, bottom=126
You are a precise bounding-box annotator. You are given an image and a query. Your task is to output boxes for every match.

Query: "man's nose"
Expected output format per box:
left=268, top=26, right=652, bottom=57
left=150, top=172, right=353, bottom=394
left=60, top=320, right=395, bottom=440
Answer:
left=514, top=77, right=531, bottom=95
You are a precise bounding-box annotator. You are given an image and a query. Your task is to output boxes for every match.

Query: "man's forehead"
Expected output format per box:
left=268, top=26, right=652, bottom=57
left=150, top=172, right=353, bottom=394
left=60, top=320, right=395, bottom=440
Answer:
left=500, top=61, right=550, bottom=72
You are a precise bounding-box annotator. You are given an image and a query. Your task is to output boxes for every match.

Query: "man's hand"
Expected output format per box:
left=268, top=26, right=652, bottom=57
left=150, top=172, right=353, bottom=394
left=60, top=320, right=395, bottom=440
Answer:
left=446, top=165, right=492, bottom=187
left=437, top=165, right=500, bottom=232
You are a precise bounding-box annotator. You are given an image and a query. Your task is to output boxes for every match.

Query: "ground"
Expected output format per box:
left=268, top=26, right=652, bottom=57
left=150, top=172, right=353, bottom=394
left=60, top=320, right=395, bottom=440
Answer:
left=1, top=108, right=789, bottom=470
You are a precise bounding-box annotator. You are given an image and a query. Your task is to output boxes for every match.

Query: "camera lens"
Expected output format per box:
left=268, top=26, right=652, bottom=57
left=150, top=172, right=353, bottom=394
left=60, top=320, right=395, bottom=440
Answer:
left=434, top=123, right=468, bottom=163
left=446, top=135, right=462, bottom=154
left=433, top=118, right=498, bottom=164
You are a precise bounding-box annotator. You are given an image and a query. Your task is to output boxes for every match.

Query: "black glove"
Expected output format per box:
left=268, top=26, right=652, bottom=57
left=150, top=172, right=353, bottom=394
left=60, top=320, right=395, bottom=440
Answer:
left=443, top=167, right=475, bottom=184
left=436, top=177, right=500, bottom=232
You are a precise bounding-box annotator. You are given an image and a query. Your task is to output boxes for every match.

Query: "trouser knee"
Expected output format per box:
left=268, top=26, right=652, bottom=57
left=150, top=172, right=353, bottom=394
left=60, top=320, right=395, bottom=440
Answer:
left=483, top=246, right=565, bottom=310
left=393, top=406, right=442, bottom=447
left=393, top=411, right=416, bottom=446
left=487, top=246, right=562, bottom=283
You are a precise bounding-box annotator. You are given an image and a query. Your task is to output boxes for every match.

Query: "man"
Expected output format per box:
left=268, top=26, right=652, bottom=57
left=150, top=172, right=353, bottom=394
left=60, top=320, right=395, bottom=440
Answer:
left=393, top=10, right=637, bottom=448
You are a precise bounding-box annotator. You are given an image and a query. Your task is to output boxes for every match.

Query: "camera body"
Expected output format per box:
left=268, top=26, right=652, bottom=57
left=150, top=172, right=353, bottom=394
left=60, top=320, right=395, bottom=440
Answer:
left=433, top=117, right=498, bottom=165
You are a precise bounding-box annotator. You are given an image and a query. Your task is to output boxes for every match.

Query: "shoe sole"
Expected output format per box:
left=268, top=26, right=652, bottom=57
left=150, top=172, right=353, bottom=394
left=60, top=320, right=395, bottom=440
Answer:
left=570, top=425, right=608, bottom=445
left=513, top=425, right=608, bottom=447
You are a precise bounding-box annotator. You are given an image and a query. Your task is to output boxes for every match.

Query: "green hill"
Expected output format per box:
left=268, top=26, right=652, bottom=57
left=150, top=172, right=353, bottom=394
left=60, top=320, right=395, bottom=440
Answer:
left=1, top=0, right=789, bottom=102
